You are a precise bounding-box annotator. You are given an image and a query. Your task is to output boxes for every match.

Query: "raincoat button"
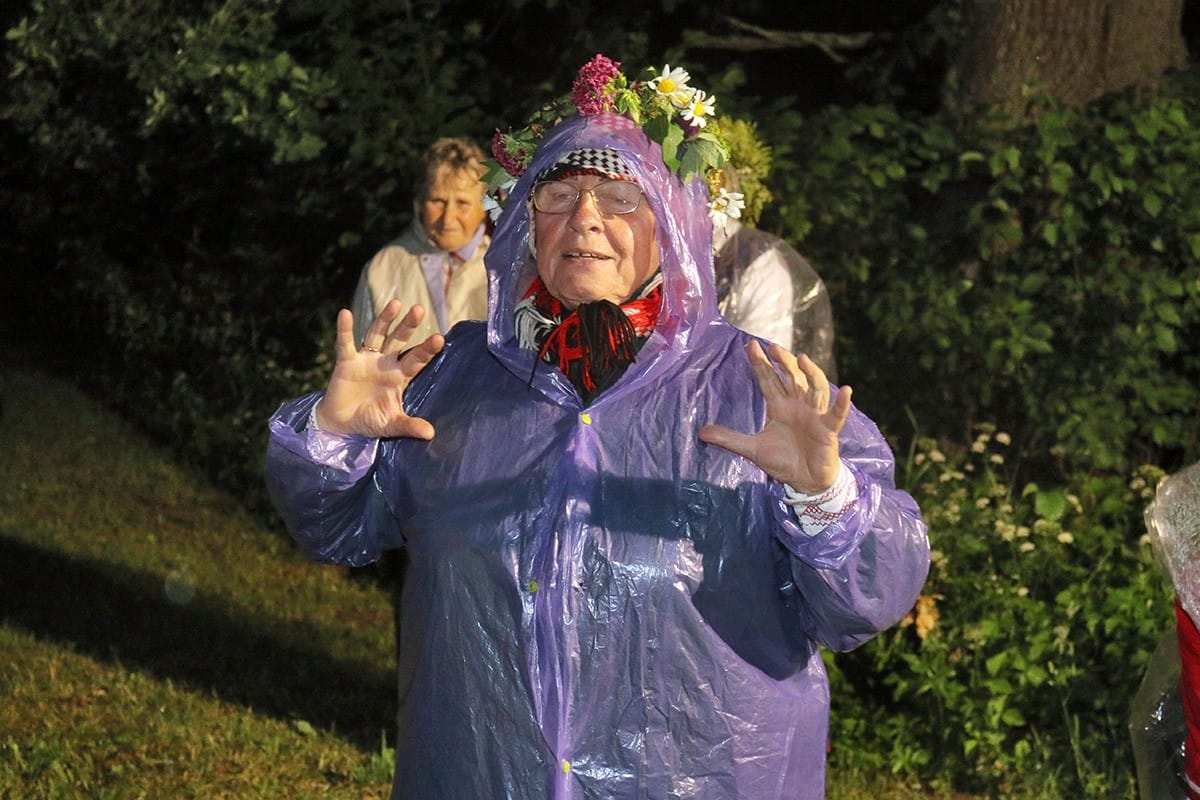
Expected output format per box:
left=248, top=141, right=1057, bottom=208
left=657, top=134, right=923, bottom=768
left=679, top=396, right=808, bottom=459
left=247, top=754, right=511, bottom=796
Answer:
left=561, top=759, right=572, bottom=774
left=579, top=412, right=592, bottom=425
left=526, top=579, right=538, bottom=593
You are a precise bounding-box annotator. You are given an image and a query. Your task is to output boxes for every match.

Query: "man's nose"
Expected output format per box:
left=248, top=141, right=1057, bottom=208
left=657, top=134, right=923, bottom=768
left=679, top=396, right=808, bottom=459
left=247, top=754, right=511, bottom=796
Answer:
left=566, top=188, right=603, bottom=229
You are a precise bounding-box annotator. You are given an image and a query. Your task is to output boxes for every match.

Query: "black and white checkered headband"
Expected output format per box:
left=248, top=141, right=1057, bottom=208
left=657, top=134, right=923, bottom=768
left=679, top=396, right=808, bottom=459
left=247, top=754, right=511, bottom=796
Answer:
left=527, top=147, right=638, bottom=259
left=536, top=148, right=636, bottom=183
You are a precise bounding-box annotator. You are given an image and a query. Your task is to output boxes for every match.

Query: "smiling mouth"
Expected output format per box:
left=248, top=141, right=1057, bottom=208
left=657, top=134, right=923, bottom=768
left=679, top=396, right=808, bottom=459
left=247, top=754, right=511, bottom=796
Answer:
left=562, top=250, right=608, bottom=260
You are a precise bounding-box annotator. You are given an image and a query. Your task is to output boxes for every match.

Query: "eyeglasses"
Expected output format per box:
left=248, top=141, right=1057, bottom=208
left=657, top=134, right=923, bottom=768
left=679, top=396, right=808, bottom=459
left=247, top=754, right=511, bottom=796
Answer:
left=531, top=180, right=644, bottom=216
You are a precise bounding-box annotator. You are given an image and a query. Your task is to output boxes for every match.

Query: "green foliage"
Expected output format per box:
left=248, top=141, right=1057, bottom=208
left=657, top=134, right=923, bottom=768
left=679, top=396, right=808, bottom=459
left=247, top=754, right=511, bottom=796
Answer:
left=65, top=242, right=339, bottom=512
left=771, top=80, right=1200, bottom=793
left=719, top=116, right=774, bottom=226
left=720, top=66, right=1200, bottom=797
left=828, top=428, right=1172, bottom=796
left=1, top=0, right=494, bottom=249
left=350, top=733, right=399, bottom=785
left=776, top=74, right=1200, bottom=480
left=0, top=0, right=495, bottom=514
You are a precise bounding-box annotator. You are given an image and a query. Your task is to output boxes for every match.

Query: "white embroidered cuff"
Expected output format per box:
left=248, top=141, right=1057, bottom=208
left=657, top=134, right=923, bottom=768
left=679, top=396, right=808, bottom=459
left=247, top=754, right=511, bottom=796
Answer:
left=781, top=463, right=858, bottom=537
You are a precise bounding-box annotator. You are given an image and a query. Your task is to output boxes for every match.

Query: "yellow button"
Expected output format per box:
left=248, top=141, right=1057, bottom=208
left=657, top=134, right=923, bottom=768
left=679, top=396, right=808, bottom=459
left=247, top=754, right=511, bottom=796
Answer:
left=561, top=760, right=572, bottom=774
left=580, top=412, right=592, bottom=425
left=526, top=579, right=539, bottom=593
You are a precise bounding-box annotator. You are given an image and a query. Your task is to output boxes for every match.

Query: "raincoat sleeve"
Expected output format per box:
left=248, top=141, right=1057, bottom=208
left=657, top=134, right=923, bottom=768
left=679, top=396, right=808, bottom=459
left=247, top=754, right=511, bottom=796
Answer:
left=771, top=405, right=929, bottom=652
left=264, top=391, right=404, bottom=567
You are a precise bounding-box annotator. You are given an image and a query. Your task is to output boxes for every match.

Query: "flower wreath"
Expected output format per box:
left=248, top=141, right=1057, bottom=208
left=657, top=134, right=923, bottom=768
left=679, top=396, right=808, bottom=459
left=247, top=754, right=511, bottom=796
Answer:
left=484, top=54, right=755, bottom=230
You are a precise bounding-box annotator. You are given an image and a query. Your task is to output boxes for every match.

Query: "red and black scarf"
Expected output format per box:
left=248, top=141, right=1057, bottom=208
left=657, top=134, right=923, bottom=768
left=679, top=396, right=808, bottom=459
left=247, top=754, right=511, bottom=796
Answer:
left=515, top=275, right=662, bottom=404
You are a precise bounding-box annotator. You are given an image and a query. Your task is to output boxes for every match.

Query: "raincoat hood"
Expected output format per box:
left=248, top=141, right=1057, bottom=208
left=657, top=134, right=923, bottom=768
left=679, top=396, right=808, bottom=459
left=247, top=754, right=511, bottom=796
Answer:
left=486, top=113, right=719, bottom=376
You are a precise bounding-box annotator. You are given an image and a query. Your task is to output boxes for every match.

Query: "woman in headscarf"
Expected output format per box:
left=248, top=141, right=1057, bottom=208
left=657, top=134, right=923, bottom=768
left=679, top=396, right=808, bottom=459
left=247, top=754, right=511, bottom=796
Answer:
left=266, top=99, right=929, bottom=799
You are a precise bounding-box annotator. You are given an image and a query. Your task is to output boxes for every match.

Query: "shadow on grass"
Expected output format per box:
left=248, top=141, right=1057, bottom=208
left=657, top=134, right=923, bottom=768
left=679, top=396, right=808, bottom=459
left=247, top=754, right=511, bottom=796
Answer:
left=0, top=532, right=395, bottom=751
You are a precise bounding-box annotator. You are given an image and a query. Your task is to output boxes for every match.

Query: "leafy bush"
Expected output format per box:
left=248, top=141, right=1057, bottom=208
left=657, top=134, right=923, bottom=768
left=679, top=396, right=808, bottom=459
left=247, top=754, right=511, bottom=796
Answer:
left=769, top=72, right=1200, bottom=481
left=756, top=69, right=1200, bottom=796
left=45, top=232, right=337, bottom=513
left=828, top=428, right=1172, bottom=796
left=0, top=0, right=488, bottom=514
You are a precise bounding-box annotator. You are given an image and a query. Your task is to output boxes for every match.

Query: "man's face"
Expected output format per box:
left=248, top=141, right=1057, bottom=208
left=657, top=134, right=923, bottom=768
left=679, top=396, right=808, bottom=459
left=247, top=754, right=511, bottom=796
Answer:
left=419, top=165, right=487, bottom=253
left=533, top=175, right=660, bottom=309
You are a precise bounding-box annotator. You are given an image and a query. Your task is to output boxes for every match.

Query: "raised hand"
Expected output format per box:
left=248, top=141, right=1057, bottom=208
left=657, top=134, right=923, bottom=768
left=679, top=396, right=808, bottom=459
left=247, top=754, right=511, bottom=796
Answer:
left=313, top=299, right=445, bottom=439
left=698, top=340, right=852, bottom=493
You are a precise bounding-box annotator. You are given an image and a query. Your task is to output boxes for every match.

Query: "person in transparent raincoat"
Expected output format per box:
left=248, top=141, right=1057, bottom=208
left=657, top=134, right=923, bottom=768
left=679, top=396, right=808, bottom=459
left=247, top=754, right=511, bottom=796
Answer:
left=713, top=217, right=839, bottom=381
left=265, top=109, right=930, bottom=800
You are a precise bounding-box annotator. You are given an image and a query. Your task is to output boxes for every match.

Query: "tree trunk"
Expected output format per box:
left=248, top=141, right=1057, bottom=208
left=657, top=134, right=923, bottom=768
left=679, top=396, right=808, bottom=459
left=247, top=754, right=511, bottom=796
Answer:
left=945, top=0, right=1189, bottom=120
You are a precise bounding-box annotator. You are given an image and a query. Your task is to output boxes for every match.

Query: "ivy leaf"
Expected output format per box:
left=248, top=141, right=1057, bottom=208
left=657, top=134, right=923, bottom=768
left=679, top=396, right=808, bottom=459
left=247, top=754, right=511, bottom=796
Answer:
left=656, top=120, right=684, bottom=172
left=1042, top=222, right=1058, bottom=246
left=677, top=135, right=725, bottom=183
left=1034, top=489, right=1068, bottom=522
left=1001, top=708, right=1027, bottom=727
left=1142, top=192, right=1164, bottom=217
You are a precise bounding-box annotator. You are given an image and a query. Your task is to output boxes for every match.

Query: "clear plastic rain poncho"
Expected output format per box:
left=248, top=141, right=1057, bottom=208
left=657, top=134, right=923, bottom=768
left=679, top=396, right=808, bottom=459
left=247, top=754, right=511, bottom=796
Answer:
left=714, top=221, right=838, bottom=381
left=266, top=112, right=930, bottom=800
left=1148, top=463, right=1200, bottom=623
left=1133, top=462, right=1200, bottom=799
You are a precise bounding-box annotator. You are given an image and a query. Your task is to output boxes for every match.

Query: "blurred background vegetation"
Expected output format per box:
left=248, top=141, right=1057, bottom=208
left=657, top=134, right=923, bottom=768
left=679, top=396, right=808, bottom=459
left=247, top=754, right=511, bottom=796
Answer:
left=3, top=0, right=1199, bottom=796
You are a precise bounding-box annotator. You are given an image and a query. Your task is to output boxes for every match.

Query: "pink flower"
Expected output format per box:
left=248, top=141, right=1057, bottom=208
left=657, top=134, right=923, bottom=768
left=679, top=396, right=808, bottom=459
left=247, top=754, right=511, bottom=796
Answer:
left=571, top=53, right=622, bottom=115
left=491, top=129, right=529, bottom=177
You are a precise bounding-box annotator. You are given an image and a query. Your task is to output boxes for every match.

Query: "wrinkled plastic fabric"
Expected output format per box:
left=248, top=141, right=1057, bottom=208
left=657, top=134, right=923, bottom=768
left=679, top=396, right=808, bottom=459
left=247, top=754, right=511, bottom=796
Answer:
left=266, top=113, right=930, bottom=800
left=714, top=221, right=838, bottom=381
left=1148, top=463, right=1200, bottom=625
left=1131, top=628, right=1189, bottom=800
left=1137, top=462, right=1200, bottom=799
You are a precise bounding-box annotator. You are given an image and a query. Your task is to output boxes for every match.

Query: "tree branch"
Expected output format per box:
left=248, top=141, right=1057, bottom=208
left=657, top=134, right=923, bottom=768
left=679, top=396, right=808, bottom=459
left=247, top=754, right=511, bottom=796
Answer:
left=682, top=15, right=876, bottom=64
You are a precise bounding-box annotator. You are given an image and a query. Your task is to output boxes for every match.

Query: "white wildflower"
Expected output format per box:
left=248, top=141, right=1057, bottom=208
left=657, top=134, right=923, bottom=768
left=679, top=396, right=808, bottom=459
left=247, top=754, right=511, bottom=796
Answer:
left=680, top=89, right=716, bottom=128
left=650, top=64, right=695, bottom=109
left=707, top=187, right=744, bottom=230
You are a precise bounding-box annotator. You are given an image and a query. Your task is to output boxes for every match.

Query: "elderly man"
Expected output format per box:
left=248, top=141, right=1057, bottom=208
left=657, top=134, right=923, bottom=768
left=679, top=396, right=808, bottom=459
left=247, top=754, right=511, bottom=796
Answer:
left=268, top=95, right=928, bottom=799
left=351, top=136, right=490, bottom=345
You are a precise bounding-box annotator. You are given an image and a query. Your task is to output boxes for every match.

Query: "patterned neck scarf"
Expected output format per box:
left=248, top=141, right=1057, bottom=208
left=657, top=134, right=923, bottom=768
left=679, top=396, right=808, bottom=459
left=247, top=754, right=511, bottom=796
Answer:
left=515, top=274, right=663, bottom=404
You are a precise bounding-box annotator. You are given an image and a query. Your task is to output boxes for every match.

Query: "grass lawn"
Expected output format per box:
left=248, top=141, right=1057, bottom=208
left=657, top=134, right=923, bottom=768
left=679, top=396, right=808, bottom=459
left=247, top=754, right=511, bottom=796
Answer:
left=0, top=359, right=985, bottom=799
left=0, top=362, right=396, bottom=798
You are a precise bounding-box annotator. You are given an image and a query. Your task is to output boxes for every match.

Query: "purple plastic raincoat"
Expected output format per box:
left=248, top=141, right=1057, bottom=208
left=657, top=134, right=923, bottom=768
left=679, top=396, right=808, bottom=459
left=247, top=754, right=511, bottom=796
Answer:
left=266, top=112, right=929, bottom=800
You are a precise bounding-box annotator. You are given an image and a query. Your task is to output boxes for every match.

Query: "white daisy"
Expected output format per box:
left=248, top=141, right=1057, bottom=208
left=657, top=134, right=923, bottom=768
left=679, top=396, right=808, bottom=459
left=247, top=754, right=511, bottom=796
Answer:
left=680, top=89, right=716, bottom=128
left=707, top=187, right=745, bottom=229
left=650, top=64, right=695, bottom=109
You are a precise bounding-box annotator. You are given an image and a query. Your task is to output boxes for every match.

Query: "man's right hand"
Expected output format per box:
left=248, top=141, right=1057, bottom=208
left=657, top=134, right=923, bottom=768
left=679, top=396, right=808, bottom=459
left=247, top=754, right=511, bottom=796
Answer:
left=314, top=299, right=444, bottom=439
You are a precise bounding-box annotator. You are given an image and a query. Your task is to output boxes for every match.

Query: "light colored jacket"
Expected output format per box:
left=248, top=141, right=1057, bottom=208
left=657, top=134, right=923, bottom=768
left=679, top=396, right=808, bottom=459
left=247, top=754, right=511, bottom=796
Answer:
left=350, top=221, right=489, bottom=344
